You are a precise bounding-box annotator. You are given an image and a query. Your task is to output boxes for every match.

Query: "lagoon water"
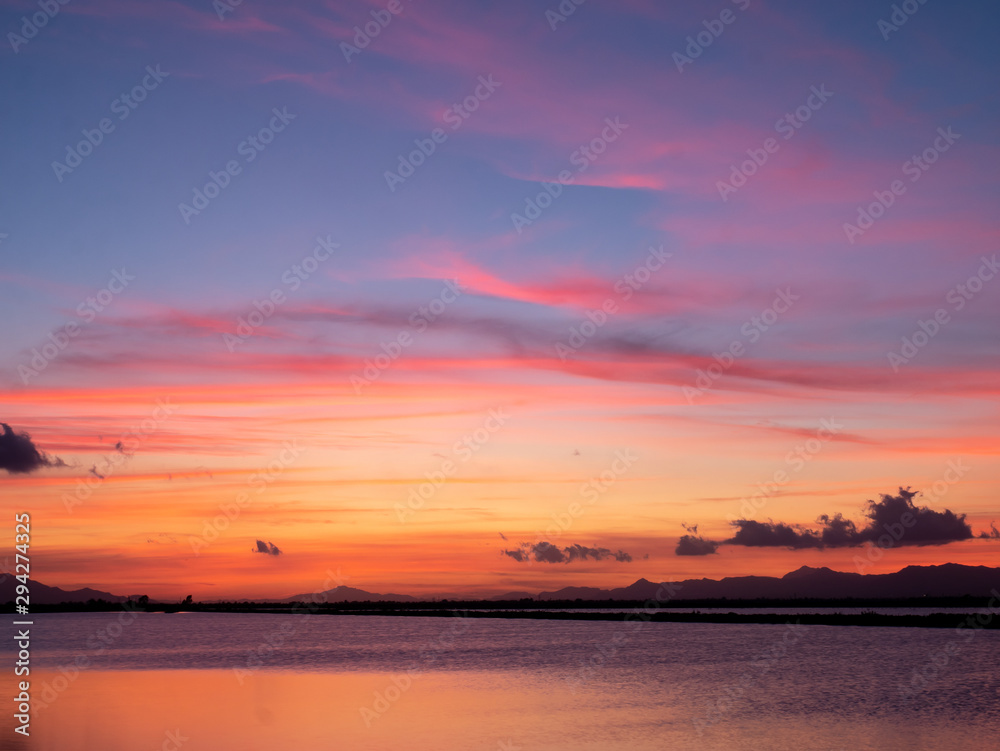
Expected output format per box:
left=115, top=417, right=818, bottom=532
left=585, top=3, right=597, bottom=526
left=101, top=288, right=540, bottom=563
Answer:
left=2, top=612, right=998, bottom=750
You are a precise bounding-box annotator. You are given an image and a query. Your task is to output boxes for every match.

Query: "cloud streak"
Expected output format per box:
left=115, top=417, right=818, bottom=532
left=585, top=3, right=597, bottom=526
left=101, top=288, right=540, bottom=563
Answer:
left=503, top=541, right=632, bottom=564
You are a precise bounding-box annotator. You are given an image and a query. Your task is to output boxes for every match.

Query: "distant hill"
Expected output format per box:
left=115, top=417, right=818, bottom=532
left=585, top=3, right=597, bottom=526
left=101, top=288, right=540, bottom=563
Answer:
left=8, top=563, right=998, bottom=605
left=536, top=564, right=1000, bottom=601
left=0, top=576, right=126, bottom=605
left=281, top=585, right=416, bottom=603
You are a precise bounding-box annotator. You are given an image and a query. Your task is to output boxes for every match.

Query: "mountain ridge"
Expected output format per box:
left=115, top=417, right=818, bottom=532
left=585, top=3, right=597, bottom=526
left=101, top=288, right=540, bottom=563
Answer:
left=535, top=563, right=1000, bottom=601
left=279, top=585, right=417, bottom=603
left=6, top=563, right=999, bottom=604
left=0, top=577, right=126, bottom=605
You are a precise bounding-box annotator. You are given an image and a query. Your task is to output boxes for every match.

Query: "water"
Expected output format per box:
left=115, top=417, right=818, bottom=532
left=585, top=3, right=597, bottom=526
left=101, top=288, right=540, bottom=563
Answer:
left=2, top=612, right=998, bottom=750
left=469, top=607, right=990, bottom=616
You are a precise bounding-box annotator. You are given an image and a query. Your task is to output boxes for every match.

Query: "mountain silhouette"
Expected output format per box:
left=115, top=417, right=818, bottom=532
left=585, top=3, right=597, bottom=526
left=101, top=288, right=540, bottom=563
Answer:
left=280, top=585, right=416, bottom=603
left=7, top=564, right=999, bottom=605
left=536, top=564, right=1000, bottom=600
left=0, top=577, right=126, bottom=604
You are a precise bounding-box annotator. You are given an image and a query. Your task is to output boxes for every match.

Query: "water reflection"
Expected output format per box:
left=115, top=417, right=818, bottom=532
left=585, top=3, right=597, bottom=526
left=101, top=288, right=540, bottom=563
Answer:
left=1, top=665, right=996, bottom=751
left=1, top=614, right=998, bottom=750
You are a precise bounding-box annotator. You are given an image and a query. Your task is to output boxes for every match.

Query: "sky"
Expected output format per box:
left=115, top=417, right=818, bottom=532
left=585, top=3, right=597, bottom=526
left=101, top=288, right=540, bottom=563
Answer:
left=1, top=0, right=998, bottom=600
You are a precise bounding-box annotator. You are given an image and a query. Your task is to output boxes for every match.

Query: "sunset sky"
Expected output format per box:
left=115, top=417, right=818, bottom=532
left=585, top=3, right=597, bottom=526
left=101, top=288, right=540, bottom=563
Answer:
left=1, top=0, right=998, bottom=600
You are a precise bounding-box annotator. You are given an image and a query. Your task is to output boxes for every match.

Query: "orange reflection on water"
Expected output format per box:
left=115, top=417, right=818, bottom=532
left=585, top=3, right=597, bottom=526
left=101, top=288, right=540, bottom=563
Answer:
left=2, top=669, right=577, bottom=751
left=1, top=664, right=979, bottom=750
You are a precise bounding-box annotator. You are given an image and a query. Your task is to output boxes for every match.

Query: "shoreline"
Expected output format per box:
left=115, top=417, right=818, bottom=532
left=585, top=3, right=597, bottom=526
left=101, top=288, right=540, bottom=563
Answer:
left=8, top=604, right=999, bottom=629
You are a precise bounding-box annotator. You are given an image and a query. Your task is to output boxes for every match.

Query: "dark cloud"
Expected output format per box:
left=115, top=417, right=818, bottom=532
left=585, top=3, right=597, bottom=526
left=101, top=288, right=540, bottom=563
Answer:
left=564, top=543, right=620, bottom=562
left=253, top=540, right=282, bottom=556
left=859, top=488, right=971, bottom=545
left=676, top=522, right=720, bottom=556
left=678, top=487, right=974, bottom=554
left=533, top=541, right=566, bottom=563
left=502, top=541, right=632, bottom=564
left=980, top=522, right=1000, bottom=539
left=729, top=519, right=822, bottom=549
left=0, top=423, right=66, bottom=474
left=817, top=513, right=859, bottom=547
left=676, top=534, right=719, bottom=556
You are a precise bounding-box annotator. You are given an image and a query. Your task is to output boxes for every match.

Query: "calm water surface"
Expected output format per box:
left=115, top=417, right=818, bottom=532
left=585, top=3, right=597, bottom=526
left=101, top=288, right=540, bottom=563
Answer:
left=1, top=612, right=997, bottom=750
